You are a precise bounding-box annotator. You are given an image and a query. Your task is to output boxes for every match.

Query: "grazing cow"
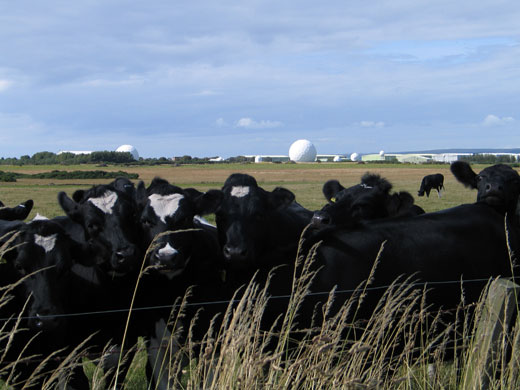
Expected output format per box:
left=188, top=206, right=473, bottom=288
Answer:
left=139, top=228, right=226, bottom=389
left=311, top=173, right=424, bottom=228
left=451, top=161, right=520, bottom=215
left=0, top=219, right=95, bottom=389
left=417, top=173, right=445, bottom=198
left=0, top=199, right=34, bottom=221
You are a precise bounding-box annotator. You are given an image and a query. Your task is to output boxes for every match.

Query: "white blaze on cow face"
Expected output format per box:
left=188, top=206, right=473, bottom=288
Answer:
left=149, top=193, right=184, bottom=223
left=158, top=243, right=178, bottom=257
left=89, top=191, right=118, bottom=214
left=231, top=186, right=250, bottom=198
left=34, top=233, right=57, bottom=253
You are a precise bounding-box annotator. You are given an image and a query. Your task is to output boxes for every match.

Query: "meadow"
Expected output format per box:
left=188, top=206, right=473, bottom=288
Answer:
left=1, top=162, right=516, bottom=389
left=0, top=162, right=478, bottom=218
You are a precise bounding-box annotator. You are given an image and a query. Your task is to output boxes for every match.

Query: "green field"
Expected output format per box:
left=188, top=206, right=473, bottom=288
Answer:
left=0, top=162, right=482, bottom=218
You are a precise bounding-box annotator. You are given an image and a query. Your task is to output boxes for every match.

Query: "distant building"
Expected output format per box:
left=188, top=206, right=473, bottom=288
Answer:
left=57, top=150, right=93, bottom=155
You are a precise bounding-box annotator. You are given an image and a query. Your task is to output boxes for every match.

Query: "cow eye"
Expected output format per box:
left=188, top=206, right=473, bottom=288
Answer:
left=87, top=222, right=101, bottom=234
left=476, top=175, right=483, bottom=182
left=14, top=262, right=26, bottom=275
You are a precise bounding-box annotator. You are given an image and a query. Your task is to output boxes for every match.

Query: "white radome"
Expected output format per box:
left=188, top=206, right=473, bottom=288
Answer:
left=116, top=145, right=139, bottom=160
left=379, top=150, right=385, bottom=157
left=255, top=156, right=264, bottom=163
left=289, top=139, right=317, bottom=162
left=350, top=152, right=360, bottom=162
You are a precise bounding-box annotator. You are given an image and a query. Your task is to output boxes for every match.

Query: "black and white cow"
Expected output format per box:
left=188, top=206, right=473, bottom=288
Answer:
left=0, top=219, right=95, bottom=389
left=139, top=228, right=226, bottom=389
left=57, top=184, right=142, bottom=275
left=417, top=173, right=445, bottom=198
left=451, top=161, right=520, bottom=215
left=136, top=177, right=221, bottom=248
left=0, top=199, right=33, bottom=221
left=311, top=173, right=424, bottom=228
left=198, top=173, right=313, bottom=333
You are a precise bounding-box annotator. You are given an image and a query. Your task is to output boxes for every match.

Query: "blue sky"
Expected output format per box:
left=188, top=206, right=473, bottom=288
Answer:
left=1, top=1, right=519, bottom=158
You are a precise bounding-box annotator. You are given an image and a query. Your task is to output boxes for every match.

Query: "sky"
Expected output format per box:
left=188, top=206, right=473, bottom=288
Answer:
left=1, top=1, right=520, bottom=159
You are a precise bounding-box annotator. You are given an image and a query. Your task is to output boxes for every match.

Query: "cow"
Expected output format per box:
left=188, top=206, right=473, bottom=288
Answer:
left=135, top=177, right=222, bottom=248
left=56, top=184, right=146, bottom=388
left=311, top=173, right=424, bottom=228
left=0, top=219, right=96, bottom=389
left=417, top=173, right=445, bottom=198
left=197, top=173, right=313, bottom=334
left=139, top=228, right=226, bottom=389
left=0, top=199, right=34, bottom=221
left=451, top=161, right=520, bottom=216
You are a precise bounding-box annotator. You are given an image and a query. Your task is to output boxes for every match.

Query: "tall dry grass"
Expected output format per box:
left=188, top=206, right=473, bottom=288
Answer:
left=0, top=234, right=519, bottom=389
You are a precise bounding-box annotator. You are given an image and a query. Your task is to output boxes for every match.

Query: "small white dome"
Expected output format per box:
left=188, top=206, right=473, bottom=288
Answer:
left=333, top=155, right=342, bottom=162
left=289, top=139, right=317, bottom=162
left=116, top=145, right=139, bottom=160
left=350, top=152, right=360, bottom=162
left=379, top=150, right=385, bottom=157
left=255, top=156, right=264, bottom=163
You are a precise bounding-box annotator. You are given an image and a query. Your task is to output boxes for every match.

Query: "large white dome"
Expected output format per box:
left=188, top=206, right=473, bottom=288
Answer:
left=289, top=139, right=317, bottom=162
left=116, top=144, right=139, bottom=160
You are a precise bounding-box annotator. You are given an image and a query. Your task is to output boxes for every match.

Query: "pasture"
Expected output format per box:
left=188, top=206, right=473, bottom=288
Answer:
left=0, top=162, right=477, bottom=218
left=1, top=162, right=517, bottom=390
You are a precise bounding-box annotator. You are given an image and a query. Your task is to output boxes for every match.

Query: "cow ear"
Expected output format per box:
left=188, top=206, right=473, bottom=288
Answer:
left=269, top=187, right=295, bottom=209
left=136, top=181, right=147, bottom=205
left=72, top=190, right=86, bottom=203
left=323, top=180, right=345, bottom=203
left=451, top=161, right=478, bottom=189
left=196, top=189, right=224, bottom=215
left=386, top=191, right=415, bottom=216
left=58, top=192, right=83, bottom=222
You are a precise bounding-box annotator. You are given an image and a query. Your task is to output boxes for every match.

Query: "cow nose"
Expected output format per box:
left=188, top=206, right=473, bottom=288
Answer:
left=115, top=246, right=136, bottom=264
left=311, top=211, right=331, bottom=226
left=485, top=183, right=503, bottom=193
left=223, top=244, right=248, bottom=261
left=152, top=249, right=177, bottom=267
left=31, top=311, right=60, bottom=331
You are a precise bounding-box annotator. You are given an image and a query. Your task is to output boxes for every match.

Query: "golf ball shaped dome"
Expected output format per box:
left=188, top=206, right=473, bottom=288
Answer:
left=289, top=139, right=317, bottom=162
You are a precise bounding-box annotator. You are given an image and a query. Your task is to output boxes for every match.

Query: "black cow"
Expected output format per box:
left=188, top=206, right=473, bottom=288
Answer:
left=0, top=199, right=33, bottom=221
left=451, top=161, right=520, bottom=215
left=417, top=173, right=445, bottom=198
left=198, top=173, right=313, bottom=333
left=298, top=201, right=520, bottom=368
left=312, top=173, right=424, bottom=228
left=0, top=219, right=95, bottom=389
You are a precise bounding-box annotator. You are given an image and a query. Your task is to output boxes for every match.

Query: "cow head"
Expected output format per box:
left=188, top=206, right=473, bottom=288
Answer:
left=199, top=173, right=309, bottom=270
left=312, top=173, right=421, bottom=228
left=451, top=161, right=520, bottom=214
left=4, top=220, right=91, bottom=333
left=58, top=185, right=142, bottom=275
left=136, top=178, right=222, bottom=247
left=146, top=228, right=222, bottom=280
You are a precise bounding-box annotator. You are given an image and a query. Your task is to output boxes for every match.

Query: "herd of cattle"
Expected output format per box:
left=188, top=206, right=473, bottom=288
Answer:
left=0, top=161, right=518, bottom=389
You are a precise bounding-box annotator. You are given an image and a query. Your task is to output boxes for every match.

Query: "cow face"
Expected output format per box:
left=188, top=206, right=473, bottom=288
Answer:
left=146, top=228, right=222, bottom=280
left=137, top=178, right=222, bottom=247
left=451, top=161, right=520, bottom=214
left=201, top=173, right=297, bottom=269
left=58, top=185, right=142, bottom=275
left=312, top=174, right=404, bottom=227
left=5, top=220, right=89, bottom=333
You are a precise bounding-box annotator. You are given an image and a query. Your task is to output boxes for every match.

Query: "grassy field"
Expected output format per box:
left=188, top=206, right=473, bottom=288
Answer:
left=1, top=162, right=518, bottom=389
left=0, top=162, right=482, bottom=218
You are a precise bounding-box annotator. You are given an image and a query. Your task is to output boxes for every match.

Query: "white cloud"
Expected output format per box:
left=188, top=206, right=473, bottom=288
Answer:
left=236, top=117, right=282, bottom=129
left=360, top=121, right=385, bottom=128
left=0, top=79, right=12, bottom=92
left=215, top=117, right=228, bottom=127
left=483, top=114, right=515, bottom=126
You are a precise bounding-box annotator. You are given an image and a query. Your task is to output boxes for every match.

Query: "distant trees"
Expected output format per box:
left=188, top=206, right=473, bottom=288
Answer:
left=0, top=151, right=136, bottom=165
left=459, top=154, right=519, bottom=164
